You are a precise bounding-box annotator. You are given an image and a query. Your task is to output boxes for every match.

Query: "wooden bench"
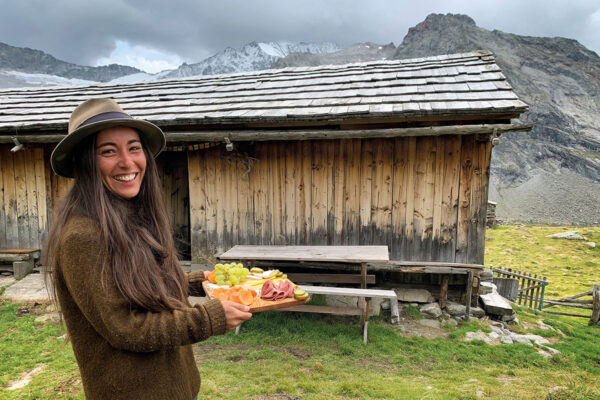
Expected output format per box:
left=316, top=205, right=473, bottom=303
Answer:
left=286, top=285, right=399, bottom=343
left=0, top=249, right=40, bottom=280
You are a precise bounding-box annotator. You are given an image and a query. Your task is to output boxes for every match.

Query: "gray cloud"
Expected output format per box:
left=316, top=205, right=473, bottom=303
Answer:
left=0, top=0, right=598, bottom=68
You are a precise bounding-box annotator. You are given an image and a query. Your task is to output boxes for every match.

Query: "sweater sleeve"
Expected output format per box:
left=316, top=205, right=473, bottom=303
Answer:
left=187, top=270, right=207, bottom=297
left=57, top=227, right=227, bottom=353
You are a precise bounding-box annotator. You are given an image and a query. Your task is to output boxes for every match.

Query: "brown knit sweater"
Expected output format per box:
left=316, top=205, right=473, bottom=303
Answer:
left=54, top=214, right=227, bottom=400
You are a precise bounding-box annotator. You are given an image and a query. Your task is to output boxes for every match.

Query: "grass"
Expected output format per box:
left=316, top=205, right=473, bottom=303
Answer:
left=1, top=225, right=599, bottom=399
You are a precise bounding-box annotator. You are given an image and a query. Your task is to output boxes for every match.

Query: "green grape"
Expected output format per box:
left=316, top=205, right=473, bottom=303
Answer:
left=216, top=279, right=225, bottom=286
left=214, top=263, right=224, bottom=271
left=229, top=275, right=240, bottom=285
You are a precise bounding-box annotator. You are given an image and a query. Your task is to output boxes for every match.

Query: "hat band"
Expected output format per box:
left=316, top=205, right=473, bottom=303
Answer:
left=76, top=111, right=132, bottom=130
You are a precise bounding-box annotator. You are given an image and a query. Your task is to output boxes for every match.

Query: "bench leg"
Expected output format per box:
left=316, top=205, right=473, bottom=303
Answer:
left=361, top=298, right=370, bottom=344
left=389, top=297, right=400, bottom=325
left=13, top=260, right=33, bottom=280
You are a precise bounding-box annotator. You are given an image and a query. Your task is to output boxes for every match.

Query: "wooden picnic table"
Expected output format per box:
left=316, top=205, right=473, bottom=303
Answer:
left=219, top=245, right=395, bottom=342
left=219, top=245, right=389, bottom=289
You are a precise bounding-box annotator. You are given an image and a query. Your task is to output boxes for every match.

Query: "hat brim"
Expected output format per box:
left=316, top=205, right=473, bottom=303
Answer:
left=51, top=118, right=166, bottom=178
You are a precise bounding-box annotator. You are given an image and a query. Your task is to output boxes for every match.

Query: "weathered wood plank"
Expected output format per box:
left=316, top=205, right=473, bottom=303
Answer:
left=371, top=139, right=393, bottom=248
left=0, top=146, right=7, bottom=247
left=359, top=139, right=374, bottom=245
left=34, top=148, right=48, bottom=250
left=285, top=273, right=376, bottom=284
left=283, top=142, right=296, bottom=244
left=344, top=139, right=361, bottom=245
left=456, top=135, right=475, bottom=263
left=311, top=141, right=327, bottom=245
left=237, top=150, right=251, bottom=245
left=411, top=136, right=429, bottom=259
left=403, top=137, right=416, bottom=259
left=467, top=139, right=484, bottom=264
left=188, top=150, right=207, bottom=263
left=219, top=245, right=389, bottom=263
left=205, top=148, right=218, bottom=258
left=24, top=149, right=40, bottom=249
left=390, top=137, right=408, bottom=259
left=13, top=151, right=30, bottom=248
left=325, top=140, right=335, bottom=245
left=431, top=136, right=444, bottom=260
left=1, top=148, right=18, bottom=248
left=440, top=135, right=461, bottom=262
left=299, top=141, right=312, bottom=244
left=333, top=139, right=345, bottom=245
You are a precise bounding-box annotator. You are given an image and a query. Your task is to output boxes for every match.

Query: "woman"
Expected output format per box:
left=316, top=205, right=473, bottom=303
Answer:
left=44, top=98, right=252, bottom=400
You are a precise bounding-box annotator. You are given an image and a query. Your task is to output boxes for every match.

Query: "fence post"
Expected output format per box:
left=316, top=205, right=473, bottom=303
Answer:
left=540, top=277, right=547, bottom=311
left=590, top=284, right=600, bottom=326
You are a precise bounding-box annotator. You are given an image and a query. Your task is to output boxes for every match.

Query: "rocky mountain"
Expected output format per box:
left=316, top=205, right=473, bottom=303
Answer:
left=272, top=42, right=396, bottom=68
left=393, top=13, right=600, bottom=225
left=165, top=41, right=340, bottom=78
left=0, top=42, right=140, bottom=88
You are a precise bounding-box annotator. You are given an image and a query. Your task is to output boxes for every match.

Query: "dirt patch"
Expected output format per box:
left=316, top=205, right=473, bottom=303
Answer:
left=495, top=374, right=523, bottom=385
left=395, top=319, right=449, bottom=340
left=52, top=377, right=82, bottom=395
left=252, top=394, right=300, bottom=400
left=285, top=346, right=312, bottom=360
left=15, top=302, right=46, bottom=317
left=5, top=364, right=46, bottom=390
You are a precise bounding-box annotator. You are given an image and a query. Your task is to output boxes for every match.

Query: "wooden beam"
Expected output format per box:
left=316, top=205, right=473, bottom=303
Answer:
left=0, top=123, right=533, bottom=144
left=590, top=284, right=600, bottom=326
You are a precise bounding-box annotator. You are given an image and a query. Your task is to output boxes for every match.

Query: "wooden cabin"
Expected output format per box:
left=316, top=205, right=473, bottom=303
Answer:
left=0, top=51, right=529, bottom=272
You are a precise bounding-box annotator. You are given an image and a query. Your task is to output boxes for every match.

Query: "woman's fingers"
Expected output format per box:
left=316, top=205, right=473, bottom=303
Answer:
left=220, top=300, right=252, bottom=331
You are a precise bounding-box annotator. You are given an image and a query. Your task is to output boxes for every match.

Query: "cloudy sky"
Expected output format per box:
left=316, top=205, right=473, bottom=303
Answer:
left=1, top=0, right=598, bottom=73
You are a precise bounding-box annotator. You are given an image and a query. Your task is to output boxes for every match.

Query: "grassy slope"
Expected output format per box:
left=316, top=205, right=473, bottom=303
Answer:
left=1, top=226, right=599, bottom=399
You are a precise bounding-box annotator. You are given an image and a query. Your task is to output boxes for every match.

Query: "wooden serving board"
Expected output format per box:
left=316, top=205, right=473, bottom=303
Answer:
left=202, top=280, right=309, bottom=313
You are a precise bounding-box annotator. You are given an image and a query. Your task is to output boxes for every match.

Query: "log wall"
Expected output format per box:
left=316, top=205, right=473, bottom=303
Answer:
left=188, top=135, right=491, bottom=264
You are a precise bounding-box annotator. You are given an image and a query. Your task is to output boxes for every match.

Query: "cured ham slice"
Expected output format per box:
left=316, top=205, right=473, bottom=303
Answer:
left=260, top=279, right=294, bottom=301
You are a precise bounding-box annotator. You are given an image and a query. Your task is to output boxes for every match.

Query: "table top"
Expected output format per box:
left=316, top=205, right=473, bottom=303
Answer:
left=219, top=245, right=389, bottom=263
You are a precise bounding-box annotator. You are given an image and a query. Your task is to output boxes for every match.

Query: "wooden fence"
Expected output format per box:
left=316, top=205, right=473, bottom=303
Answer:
left=543, top=284, right=600, bottom=326
left=492, top=268, right=548, bottom=310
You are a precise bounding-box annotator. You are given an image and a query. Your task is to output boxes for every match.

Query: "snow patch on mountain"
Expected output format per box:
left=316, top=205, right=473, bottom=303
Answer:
left=0, top=70, right=95, bottom=89
left=165, top=41, right=340, bottom=79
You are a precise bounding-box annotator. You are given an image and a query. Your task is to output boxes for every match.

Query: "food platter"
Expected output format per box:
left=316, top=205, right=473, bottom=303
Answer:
left=202, top=280, right=310, bottom=313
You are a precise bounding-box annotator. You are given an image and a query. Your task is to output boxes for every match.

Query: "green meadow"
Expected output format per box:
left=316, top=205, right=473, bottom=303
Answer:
left=1, top=225, right=599, bottom=399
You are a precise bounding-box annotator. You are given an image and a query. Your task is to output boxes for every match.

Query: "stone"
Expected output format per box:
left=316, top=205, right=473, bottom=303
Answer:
left=418, top=319, right=441, bottom=329
left=548, top=386, right=567, bottom=395
left=445, top=303, right=467, bottom=317
left=445, top=319, right=458, bottom=327
left=538, top=350, right=552, bottom=358
left=585, top=242, right=596, bottom=248
left=480, top=292, right=514, bottom=316
left=394, top=288, right=434, bottom=303
left=469, top=307, right=485, bottom=318
left=326, top=295, right=358, bottom=308
left=464, top=330, right=496, bottom=345
left=488, top=331, right=500, bottom=339
left=537, top=320, right=555, bottom=330
left=500, top=336, right=513, bottom=344
left=492, top=278, right=519, bottom=301
left=479, top=281, right=496, bottom=294
left=511, top=334, right=549, bottom=346
left=475, top=390, right=485, bottom=398
left=420, top=302, right=442, bottom=319
left=13, top=260, right=34, bottom=280
left=546, top=231, right=587, bottom=240
left=479, top=269, right=494, bottom=282
left=2, top=274, right=50, bottom=303
left=507, top=316, right=519, bottom=325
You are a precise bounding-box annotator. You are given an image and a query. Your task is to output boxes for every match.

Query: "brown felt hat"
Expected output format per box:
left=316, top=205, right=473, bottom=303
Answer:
left=51, top=98, right=166, bottom=178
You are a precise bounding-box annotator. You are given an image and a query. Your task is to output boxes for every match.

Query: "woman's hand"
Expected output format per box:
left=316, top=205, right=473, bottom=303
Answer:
left=220, top=300, right=252, bottom=331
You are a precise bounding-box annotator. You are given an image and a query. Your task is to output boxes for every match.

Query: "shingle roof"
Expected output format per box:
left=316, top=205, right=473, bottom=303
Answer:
left=0, top=50, right=528, bottom=133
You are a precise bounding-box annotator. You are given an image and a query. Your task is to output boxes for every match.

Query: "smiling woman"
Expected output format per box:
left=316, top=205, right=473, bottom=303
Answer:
left=42, top=98, right=252, bottom=400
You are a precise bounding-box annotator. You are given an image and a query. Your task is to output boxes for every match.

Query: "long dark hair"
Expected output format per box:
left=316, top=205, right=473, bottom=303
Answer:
left=44, top=132, right=190, bottom=312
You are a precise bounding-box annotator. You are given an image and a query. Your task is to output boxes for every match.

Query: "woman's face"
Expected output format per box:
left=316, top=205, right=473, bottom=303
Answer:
left=95, top=126, right=147, bottom=199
